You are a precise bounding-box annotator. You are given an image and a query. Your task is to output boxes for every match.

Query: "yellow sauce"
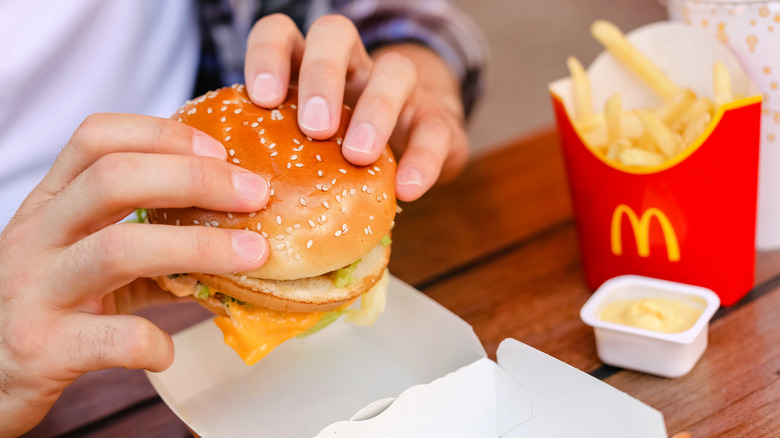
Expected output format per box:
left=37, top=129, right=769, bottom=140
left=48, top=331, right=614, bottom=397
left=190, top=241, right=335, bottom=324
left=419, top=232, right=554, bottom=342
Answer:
left=598, top=297, right=703, bottom=334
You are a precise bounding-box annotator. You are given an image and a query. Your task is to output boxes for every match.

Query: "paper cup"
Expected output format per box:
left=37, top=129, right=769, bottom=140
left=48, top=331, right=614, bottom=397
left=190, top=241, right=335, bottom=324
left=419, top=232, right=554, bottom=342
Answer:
left=665, top=0, right=780, bottom=249
left=549, top=22, right=761, bottom=306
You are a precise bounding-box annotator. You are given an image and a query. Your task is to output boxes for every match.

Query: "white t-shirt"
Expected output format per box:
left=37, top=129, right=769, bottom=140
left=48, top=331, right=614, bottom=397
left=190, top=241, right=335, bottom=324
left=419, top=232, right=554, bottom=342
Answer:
left=0, top=0, right=200, bottom=230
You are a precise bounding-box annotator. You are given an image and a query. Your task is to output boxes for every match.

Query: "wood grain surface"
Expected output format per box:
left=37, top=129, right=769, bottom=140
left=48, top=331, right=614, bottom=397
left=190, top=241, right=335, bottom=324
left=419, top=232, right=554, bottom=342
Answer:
left=23, top=129, right=780, bottom=437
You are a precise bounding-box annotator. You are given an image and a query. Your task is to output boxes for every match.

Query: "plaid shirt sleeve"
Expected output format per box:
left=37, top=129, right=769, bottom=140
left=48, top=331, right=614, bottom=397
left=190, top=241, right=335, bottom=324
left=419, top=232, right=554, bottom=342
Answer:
left=195, top=0, right=487, bottom=118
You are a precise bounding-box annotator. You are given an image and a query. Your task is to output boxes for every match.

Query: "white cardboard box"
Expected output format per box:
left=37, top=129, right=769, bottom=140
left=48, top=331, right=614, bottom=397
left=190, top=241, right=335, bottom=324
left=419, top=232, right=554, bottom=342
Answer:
left=147, top=276, right=666, bottom=437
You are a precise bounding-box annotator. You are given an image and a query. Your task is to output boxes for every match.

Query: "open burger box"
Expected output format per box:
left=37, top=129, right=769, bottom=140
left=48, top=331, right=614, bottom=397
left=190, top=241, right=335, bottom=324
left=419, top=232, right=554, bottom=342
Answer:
left=549, top=22, right=762, bottom=306
left=147, top=276, right=666, bottom=437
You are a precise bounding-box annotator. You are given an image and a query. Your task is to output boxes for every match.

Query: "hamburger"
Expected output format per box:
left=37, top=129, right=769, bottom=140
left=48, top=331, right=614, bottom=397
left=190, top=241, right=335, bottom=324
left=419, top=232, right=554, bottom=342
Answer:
left=149, top=85, right=396, bottom=365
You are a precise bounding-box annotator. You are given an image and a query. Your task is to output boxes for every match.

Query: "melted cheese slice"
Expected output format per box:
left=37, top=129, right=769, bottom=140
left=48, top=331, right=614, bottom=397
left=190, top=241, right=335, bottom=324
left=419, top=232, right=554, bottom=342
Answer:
left=214, top=305, right=325, bottom=365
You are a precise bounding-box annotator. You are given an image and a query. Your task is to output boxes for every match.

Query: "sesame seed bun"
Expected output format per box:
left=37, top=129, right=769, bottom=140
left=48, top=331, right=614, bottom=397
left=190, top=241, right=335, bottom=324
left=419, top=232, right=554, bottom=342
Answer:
left=148, top=85, right=396, bottom=314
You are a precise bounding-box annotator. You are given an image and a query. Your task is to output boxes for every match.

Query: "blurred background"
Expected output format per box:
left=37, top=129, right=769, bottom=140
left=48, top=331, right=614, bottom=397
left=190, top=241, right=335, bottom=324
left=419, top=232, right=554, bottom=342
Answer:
left=455, top=0, right=668, bottom=154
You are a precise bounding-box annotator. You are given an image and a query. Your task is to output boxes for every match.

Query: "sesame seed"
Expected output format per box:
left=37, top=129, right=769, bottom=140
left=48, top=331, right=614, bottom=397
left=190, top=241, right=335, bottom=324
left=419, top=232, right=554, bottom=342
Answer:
left=342, top=224, right=347, bottom=231
left=261, top=232, right=268, bottom=238
left=222, top=100, right=233, bottom=104
left=210, top=220, right=219, bottom=226
left=268, top=143, right=276, bottom=149
left=291, top=104, right=297, bottom=109
left=260, top=129, right=265, bottom=134
left=188, top=108, right=197, bottom=115
left=307, top=240, right=313, bottom=248
left=276, top=235, right=284, bottom=240
left=369, top=215, right=374, bottom=220
left=225, top=127, right=232, bottom=132
left=221, top=106, right=227, bottom=112
left=286, top=227, right=293, bottom=234
left=374, top=166, right=381, bottom=172
left=287, top=163, right=292, bottom=169
left=342, top=189, right=348, bottom=197
left=331, top=178, right=337, bottom=185
left=368, top=170, right=375, bottom=176
left=193, top=220, right=200, bottom=225
left=220, top=116, right=226, bottom=122
left=362, top=185, right=368, bottom=192
left=234, top=109, right=242, bottom=114
left=177, top=117, right=182, bottom=122
left=368, top=225, right=373, bottom=234
left=240, top=274, right=247, bottom=281
left=342, top=207, right=347, bottom=213
left=276, top=243, right=285, bottom=250
left=336, top=195, right=342, bottom=203
left=287, top=248, right=293, bottom=256
left=293, top=139, right=300, bottom=144
left=251, top=122, right=259, bottom=128
left=308, top=220, right=316, bottom=227
left=295, top=163, right=303, bottom=168
left=207, top=108, right=213, bottom=114
left=339, top=168, right=347, bottom=174
left=270, top=151, right=278, bottom=157
left=242, top=121, right=248, bottom=125
left=175, top=219, right=181, bottom=225
left=321, top=214, right=327, bottom=222
left=249, top=212, right=257, bottom=218
left=276, top=216, right=282, bottom=224
left=270, top=188, right=275, bottom=196
left=291, top=155, right=298, bottom=160
left=257, top=117, right=264, bottom=122
left=335, top=230, right=342, bottom=237
left=225, top=136, right=231, bottom=141
left=294, top=253, right=302, bottom=260
left=388, top=157, right=394, bottom=163
left=163, top=212, right=168, bottom=220
left=316, top=155, right=322, bottom=162
left=364, top=228, right=369, bottom=235
left=233, top=158, right=240, bottom=164
left=300, top=198, right=307, bottom=206
left=261, top=138, right=266, bottom=144
left=229, top=149, right=235, bottom=156
left=317, top=170, right=323, bottom=177
left=350, top=189, right=356, bottom=196
left=336, top=137, right=343, bottom=145
left=382, top=192, right=388, bottom=200
left=323, top=201, right=330, bottom=208
left=294, top=224, right=301, bottom=229
left=294, top=145, right=304, bottom=151
left=307, top=136, right=313, bottom=141
left=256, top=223, right=262, bottom=230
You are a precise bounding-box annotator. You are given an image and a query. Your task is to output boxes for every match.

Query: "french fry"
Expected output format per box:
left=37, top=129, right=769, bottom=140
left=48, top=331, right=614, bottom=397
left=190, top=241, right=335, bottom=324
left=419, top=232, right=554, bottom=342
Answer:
left=682, top=112, right=712, bottom=146
left=713, top=61, right=733, bottom=108
left=671, top=97, right=714, bottom=133
left=591, top=20, right=681, bottom=100
left=654, top=89, right=696, bottom=124
left=605, top=94, right=623, bottom=143
left=637, top=110, right=680, bottom=158
left=567, top=56, right=593, bottom=121
left=607, top=138, right=632, bottom=162
left=577, top=112, right=644, bottom=150
left=619, top=147, right=665, bottom=167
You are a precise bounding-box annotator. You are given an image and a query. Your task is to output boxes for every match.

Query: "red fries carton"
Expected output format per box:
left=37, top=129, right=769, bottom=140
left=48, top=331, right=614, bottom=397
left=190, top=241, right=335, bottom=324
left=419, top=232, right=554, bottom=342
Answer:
left=549, top=22, right=761, bottom=306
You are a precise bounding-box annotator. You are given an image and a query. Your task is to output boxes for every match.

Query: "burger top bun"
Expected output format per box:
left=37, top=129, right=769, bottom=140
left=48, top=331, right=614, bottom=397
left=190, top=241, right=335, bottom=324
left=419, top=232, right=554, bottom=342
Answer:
left=148, top=85, right=397, bottom=280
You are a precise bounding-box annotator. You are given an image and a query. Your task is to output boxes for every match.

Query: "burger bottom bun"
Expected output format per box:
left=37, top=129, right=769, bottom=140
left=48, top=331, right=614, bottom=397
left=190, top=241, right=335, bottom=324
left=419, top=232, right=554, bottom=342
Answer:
left=153, top=242, right=390, bottom=313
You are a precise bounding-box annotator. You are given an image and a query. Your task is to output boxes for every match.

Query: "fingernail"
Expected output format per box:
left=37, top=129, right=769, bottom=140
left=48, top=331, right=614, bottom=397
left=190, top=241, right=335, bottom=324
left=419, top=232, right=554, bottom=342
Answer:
left=231, top=171, right=268, bottom=202
left=193, top=133, right=227, bottom=160
left=343, top=123, right=376, bottom=155
left=300, top=96, right=331, bottom=132
left=397, top=167, right=423, bottom=186
left=232, top=232, right=266, bottom=263
left=251, top=73, right=280, bottom=104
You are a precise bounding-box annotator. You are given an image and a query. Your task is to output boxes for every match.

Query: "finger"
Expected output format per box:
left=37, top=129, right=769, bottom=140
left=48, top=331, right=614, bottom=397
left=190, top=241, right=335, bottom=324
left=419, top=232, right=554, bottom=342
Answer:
left=59, top=313, right=174, bottom=373
left=395, top=115, right=468, bottom=202
left=42, top=153, right=268, bottom=244
left=54, top=223, right=268, bottom=305
left=298, top=15, right=372, bottom=138
left=33, top=114, right=227, bottom=205
left=342, top=52, right=417, bottom=166
left=245, top=14, right=305, bottom=107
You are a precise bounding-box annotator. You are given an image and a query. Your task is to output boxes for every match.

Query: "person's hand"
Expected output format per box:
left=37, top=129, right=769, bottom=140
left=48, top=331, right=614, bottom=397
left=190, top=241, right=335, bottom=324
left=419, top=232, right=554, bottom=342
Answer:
left=0, top=113, right=270, bottom=437
left=243, top=14, right=469, bottom=202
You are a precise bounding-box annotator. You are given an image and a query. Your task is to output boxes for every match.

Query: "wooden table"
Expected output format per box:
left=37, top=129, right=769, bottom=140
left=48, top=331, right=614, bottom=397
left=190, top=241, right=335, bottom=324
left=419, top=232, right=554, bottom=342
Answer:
left=23, top=129, right=780, bottom=437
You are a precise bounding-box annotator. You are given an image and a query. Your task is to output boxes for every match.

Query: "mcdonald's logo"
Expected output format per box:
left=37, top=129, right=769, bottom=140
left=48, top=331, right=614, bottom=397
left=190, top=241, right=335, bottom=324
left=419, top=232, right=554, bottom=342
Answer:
left=611, top=204, right=681, bottom=262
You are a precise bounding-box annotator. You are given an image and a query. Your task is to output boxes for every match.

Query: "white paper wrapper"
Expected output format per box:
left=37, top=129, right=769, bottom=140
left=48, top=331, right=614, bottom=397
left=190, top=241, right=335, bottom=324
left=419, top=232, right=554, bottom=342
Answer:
left=666, top=0, right=780, bottom=248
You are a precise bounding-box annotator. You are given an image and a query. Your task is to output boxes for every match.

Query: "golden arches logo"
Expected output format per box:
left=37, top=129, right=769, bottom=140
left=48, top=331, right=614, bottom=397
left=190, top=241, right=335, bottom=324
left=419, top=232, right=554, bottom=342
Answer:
left=611, top=204, right=681, bottom=262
